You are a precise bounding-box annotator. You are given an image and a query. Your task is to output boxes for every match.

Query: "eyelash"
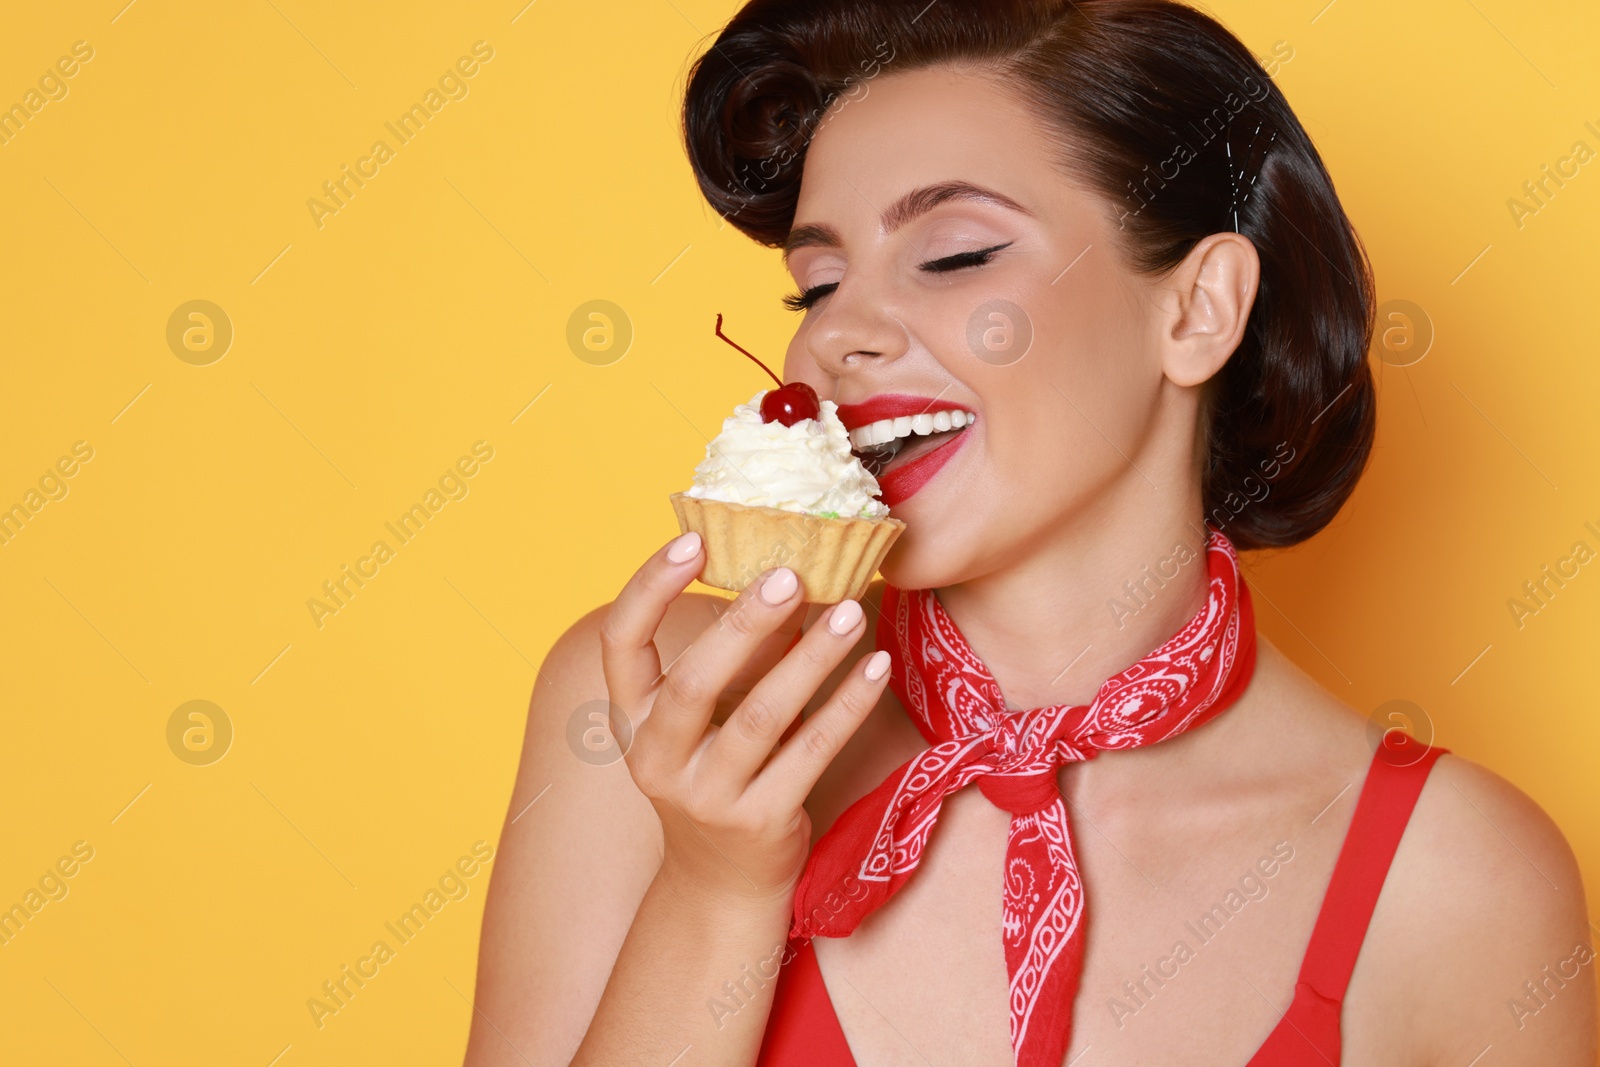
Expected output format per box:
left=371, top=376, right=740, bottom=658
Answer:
left=781, top=241, right=1014, bottom=313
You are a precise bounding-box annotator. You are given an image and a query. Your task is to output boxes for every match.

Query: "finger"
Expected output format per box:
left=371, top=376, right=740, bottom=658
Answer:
left=647, top=564, right=806, bottom=767
left=598, top=531, right=704, bottom=719
left=756, top=648, right=891, bottom=812
left=726, top=607, right=807, bottom=691
left=710, top=612, right=806, bottom=727
left=708, top=598, right=866, bottom=784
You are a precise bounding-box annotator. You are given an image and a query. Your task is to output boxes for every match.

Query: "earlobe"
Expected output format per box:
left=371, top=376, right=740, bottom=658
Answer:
left=1162, top=232, right=1260, bottom=388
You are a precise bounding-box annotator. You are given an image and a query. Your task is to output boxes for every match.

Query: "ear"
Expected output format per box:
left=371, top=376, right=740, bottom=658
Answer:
left=1158, top=232, right=1260, bottom=389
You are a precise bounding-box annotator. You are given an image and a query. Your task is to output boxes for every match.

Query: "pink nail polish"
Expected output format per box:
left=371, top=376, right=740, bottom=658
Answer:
left=865, top=650, right=890, bottom=681
left=829, top=600, right=863, bottom=635
left=667, top=531, right=701, bottom=563
left=760, top=567, right=798, bottom=605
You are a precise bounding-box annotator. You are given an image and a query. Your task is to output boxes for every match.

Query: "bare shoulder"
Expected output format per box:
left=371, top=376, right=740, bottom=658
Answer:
left=1234, top=641, right=1594, bottom=1062
left=566, top=587, right=730, bottom=678
left=505, top=584, right=729, bottom=825
left=463, top=590, right=725, bottom=1066
left=1360, top=748, right=1596, bottom=1064
left=1399, top=752, right=1591, bottom=972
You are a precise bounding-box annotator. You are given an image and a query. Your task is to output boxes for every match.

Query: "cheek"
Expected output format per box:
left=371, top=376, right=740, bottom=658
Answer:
left=982, top=279, right=1154, bottom=493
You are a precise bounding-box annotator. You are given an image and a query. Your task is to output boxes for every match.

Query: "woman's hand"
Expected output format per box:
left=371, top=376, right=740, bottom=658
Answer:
left=600, top=529, right=892, bottom=908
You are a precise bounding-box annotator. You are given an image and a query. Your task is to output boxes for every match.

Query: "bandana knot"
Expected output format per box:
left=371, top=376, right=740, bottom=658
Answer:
left=785, top=526, right=1257, bottom=1067
left=972, top=709, right=1098, bottom=815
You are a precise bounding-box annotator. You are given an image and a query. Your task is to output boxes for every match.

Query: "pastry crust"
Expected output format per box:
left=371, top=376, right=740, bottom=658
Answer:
left=670, top=491, right=905, bottom=603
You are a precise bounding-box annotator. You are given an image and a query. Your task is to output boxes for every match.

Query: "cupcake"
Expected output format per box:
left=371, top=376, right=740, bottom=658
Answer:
left=669, top=319, right=905, bottom=603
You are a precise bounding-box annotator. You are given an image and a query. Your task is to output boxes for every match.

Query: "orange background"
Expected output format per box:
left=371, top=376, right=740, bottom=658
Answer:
left=0, top=1, right=1594, bottom=1063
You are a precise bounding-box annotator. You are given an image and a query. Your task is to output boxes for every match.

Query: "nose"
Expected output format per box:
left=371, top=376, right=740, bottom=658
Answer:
left=803, top=275, right=910, bottom=373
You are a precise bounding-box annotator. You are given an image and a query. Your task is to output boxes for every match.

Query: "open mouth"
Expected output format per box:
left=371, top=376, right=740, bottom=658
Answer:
left=849, top=409, right=976, bottom=479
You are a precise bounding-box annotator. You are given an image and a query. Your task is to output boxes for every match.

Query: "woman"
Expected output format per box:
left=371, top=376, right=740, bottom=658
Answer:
left=464, top=1, right=1596, bottom=1064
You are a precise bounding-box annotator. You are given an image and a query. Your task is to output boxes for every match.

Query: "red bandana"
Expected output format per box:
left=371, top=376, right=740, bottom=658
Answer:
left=787, top=525, right=1257, bottom=1067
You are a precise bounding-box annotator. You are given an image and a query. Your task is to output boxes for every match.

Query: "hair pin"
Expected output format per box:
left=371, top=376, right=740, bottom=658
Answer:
left=1226, top=119, right=1277, bottom=233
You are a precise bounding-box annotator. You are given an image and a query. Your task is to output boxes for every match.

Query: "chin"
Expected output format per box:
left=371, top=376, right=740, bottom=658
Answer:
left=875, top=520, right=967, bottom=592
left=870, top=461, right=989, bottom=592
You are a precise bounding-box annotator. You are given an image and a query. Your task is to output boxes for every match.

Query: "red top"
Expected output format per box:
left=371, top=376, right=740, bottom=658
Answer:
left=757, top=732, right=1449, bottom=1066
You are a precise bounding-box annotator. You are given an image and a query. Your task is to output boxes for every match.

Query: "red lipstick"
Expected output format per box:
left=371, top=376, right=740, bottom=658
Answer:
left=834, top=393, right=972, bottom=434
left=836, top=393, right=977, bottom=508
left=875, top=426, right=971, bottom=508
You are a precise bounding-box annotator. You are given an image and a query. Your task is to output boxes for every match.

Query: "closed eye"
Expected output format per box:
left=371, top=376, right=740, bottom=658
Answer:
left=782, top=241, right=1014, bottom=312
left=919, top=241, right=1014, bottom=274
left=781, top=281, right=839, bottom=314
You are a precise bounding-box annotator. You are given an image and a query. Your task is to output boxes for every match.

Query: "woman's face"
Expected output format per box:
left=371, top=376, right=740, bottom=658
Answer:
left=783, top=64, right=1188, bottom=591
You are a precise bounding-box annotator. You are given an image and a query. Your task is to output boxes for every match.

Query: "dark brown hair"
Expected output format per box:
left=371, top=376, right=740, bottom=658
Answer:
left=681, top=0, right=1376, bottom=550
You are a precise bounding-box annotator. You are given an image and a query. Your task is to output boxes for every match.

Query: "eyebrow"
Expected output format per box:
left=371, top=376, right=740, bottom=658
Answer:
left=782, top=179, right=1035, bottom=264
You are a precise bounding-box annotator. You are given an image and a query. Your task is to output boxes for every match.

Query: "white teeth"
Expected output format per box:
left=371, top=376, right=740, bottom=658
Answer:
left=848, top=409, right=977, bottom=451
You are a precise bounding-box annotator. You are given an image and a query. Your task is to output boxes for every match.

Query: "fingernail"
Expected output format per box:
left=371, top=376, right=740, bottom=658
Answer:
left=760, top=567, right=798, bottom=605
left=828, top=599, right=863, bottom=635
left=865, top=650, right=891, bottom=681
left=666, top=531, right=701, bottom=563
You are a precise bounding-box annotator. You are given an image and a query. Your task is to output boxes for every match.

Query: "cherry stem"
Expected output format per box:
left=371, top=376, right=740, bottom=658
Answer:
left=715, top=313, right=782, bottom=388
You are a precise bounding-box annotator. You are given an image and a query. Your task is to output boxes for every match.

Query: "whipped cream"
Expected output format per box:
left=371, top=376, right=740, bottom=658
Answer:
left=685, top=389, right=891, bottom=519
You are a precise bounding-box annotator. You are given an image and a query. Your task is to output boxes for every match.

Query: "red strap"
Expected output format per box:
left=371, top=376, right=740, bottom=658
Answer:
left=1297, top=732, right=1449, bottom=999
left=764, top=733, right=1451, bottom=1067
left=756, top=939, right=855, bottom=1066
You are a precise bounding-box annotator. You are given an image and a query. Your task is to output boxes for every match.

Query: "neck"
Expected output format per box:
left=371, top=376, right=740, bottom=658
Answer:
left=932, top=494, right=1216, bottom=712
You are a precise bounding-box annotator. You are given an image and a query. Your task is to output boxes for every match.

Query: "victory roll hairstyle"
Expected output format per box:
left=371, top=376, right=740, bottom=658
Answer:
left=681, top=0, right=1378, bottom=550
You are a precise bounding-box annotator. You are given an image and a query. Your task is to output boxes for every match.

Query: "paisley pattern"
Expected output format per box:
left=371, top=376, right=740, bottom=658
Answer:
left=786, top=526, right=1258, bottom=1067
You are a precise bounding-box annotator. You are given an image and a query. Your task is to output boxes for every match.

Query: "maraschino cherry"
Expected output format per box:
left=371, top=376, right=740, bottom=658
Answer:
left=715, top=313, right=820, bottom=427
